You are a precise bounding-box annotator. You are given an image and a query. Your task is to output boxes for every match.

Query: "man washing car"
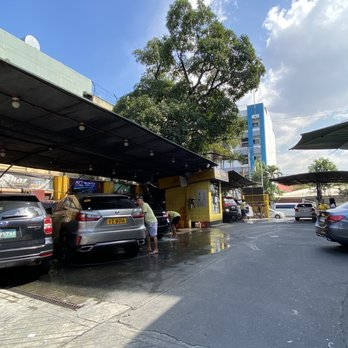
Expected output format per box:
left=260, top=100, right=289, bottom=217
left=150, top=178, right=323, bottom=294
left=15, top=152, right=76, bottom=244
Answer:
left=136, top=196, right=158, bottom=255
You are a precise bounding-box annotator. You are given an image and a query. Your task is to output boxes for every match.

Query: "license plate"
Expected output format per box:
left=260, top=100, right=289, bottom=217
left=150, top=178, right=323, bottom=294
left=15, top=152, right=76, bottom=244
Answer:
left=106, top=218, right=127, bottom=225
left=0, top=229, right=17, bottom=239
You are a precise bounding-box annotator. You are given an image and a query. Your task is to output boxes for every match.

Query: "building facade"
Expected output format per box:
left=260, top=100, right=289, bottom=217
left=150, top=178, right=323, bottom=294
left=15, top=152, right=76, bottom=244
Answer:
left=222, top=103, right=277, bottom=175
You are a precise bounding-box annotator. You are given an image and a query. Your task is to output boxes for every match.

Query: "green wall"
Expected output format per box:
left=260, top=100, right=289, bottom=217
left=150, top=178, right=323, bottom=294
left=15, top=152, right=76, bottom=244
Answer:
left=0, top=28, right=92, bottom=97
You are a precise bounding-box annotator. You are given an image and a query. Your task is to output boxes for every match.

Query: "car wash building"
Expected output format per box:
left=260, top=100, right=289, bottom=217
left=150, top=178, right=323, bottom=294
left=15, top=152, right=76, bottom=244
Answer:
left=0, top=28, right=232, bottom=227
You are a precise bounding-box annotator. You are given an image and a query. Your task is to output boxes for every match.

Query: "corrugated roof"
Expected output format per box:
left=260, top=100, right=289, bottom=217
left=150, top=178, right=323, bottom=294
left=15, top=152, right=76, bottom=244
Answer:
left=0, top=59, right=215, bottom=182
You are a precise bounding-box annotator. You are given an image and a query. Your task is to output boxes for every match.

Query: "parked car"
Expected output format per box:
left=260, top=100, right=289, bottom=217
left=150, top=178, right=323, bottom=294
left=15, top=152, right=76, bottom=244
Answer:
left=294, top=203, right=316, bottom=222
left=269, top=208, right=285, bottom=219
left=51, top=194, right=146, bottom=260
left=223, top=198, right=242, bottom=222
left=153, top=208, right=170, bottom=239
left=0, top=194, right=53, bottom=271
left=315, top=203, right=348, bottom=246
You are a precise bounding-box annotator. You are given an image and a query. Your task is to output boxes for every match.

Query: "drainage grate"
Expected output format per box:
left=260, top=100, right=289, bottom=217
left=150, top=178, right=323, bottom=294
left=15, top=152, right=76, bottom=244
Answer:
left=10, top=288, right=84, bottom=311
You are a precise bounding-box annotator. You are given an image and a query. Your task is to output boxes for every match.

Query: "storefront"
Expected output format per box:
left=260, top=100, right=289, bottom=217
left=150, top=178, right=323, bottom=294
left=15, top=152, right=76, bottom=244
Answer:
left=159, top=168, right=229, bottom=228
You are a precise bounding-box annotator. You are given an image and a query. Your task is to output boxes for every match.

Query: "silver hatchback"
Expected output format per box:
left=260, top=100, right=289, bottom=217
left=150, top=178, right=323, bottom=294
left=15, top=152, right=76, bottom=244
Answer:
left=52, top=194, right=146, bottom=258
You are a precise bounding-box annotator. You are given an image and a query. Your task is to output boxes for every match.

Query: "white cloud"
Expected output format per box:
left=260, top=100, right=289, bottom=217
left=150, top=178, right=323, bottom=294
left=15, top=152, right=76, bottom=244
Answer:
left=188, top=0, right=236, bottom=21
left=250, top=0, right=348, bottom=174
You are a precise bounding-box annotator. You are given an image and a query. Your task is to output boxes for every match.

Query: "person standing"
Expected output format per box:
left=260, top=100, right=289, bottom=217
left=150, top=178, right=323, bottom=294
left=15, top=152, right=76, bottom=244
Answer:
left=329, top=197, right=337, bottom=208
left=167, top=210, right=181, bottom=238
left=136, top=197, right=158, bottom=255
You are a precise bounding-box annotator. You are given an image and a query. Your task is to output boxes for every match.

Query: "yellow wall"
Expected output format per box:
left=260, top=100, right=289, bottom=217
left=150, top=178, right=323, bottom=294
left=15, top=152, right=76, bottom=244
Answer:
left=164, top=180, right=222, bottom=227
left=103, top=181, right=114, bottom=193
left=53, top=176, right=69, bottom=200
left=244, top=193, right=270, bottom=218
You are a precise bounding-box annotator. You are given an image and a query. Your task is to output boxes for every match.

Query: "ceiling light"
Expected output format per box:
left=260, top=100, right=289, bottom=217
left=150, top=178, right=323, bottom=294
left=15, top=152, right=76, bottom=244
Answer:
left=78, top=122, right=86, bottom=131
left=11, top=97, right=20, bottom=109
left=149, top=150, right=154, bottom=157
left=88, top=164, right=93, bottom=171
left=171, top=157, right=175, bottom=163
left=48, top=146, right=53, bottom=151
left=124, top=139, right=129, bottom=147
left=0, top=149, right=6, bottom=158
left=112, top=169, right=116, bottom=175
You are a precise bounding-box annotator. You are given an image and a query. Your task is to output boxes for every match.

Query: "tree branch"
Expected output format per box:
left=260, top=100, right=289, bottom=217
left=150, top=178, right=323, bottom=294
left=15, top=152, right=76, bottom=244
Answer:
left=177, top=52, right=190, bottom=84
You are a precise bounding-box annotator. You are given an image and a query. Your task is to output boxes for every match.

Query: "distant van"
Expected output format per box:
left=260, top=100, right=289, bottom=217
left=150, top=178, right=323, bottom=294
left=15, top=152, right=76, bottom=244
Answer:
left=274, top=203, right=297, bottom=217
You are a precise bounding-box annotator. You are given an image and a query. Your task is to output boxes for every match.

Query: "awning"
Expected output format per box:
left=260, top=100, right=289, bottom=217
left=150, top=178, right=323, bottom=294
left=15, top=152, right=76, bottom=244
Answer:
left=271, top=171, right=348, bottom=185
left=221, top=170, right=257, bottom=189
left=0, top=59, right=216, bottom=182
left=292, top=121, right=348, bottom=150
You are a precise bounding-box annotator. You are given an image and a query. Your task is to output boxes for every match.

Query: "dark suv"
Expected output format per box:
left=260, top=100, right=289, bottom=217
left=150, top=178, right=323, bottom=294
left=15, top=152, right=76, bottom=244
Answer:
left=0, top=194, right=53, bottom=271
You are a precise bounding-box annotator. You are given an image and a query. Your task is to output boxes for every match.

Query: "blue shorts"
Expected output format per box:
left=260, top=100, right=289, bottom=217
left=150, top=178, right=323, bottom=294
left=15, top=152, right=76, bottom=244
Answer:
left=146, top=222, right=158, bottom=237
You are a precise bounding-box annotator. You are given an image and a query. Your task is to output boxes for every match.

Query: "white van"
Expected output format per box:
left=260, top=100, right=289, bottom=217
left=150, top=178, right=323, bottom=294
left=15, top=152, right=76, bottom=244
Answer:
left=274, top=203, right=297, bottom=217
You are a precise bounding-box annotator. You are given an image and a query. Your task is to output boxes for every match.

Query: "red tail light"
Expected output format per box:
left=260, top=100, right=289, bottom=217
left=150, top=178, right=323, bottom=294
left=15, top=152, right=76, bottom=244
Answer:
left=76, top=235, right=82, bottom=246
left=76, top=213, right=101, bottom=221
left=44, top=216, right=53, bottom=235
left=132, top=212, right=144, bottom=219
left=327, top=215, right=344, bottom=223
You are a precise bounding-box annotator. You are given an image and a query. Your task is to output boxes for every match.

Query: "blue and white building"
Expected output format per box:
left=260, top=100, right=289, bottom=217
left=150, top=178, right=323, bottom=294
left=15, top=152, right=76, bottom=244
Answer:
left=222, top=102, right=277, bottom=175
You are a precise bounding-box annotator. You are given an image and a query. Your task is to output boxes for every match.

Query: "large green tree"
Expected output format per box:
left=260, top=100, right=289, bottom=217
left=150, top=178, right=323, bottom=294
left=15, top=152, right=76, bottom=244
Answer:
left=251, top=161, right=282, bottom=202
left=308, top=157, right=337, bottom=173
left=114, top=0, right=265, bottom=155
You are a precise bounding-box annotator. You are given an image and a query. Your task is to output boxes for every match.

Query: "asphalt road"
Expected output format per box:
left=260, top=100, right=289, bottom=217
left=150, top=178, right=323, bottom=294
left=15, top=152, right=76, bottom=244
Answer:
left=2, top=220, right=348, bottom=347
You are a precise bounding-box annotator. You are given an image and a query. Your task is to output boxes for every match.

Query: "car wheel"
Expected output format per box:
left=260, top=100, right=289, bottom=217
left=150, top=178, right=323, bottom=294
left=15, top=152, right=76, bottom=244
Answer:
left=125, top=244, right=139, bottom=258
left=295, top=217, right=300, bottom=221
left=38, top=260, right=51, bottom=275
left=275, top=214, right=281, bottom=219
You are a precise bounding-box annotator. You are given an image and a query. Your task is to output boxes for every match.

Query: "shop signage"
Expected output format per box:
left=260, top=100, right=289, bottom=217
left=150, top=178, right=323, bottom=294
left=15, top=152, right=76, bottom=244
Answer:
left=0, top=173, right=52, bottom=190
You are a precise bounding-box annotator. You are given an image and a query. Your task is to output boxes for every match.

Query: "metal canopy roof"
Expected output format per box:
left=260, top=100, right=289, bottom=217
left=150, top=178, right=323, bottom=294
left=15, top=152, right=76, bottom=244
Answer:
left=292, top=121, right=348, bottom=150
left=271, top=171, right=348, bottom=186
left=222, top=170, right=257, bottom=189
left=0, top=59, right=216, bottom=182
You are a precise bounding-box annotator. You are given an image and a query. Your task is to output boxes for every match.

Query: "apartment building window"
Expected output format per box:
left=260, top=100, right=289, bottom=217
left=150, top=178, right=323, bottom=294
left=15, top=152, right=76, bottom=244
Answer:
left=253, top=138, right=260, bottom=145
left=252, top=121, right=259, bottom=128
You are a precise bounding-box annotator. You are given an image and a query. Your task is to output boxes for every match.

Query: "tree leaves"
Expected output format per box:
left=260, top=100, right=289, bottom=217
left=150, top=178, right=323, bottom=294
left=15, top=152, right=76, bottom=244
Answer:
left=114, top=0, right=265, bottom=155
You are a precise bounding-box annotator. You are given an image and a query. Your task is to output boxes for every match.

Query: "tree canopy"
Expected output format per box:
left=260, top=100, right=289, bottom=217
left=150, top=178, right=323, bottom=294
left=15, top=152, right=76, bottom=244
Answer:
left=114, top=0, right=265, bottom=155
left=251, top=161, right=282, bottom=202
left=308, top=157, right=337, bottom=173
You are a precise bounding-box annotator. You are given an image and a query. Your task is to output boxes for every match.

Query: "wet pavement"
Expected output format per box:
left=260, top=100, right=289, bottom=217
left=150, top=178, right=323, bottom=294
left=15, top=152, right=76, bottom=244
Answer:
left=2, top=220, right=348, bottom=347
left=1, top=227, right=232, bottom=310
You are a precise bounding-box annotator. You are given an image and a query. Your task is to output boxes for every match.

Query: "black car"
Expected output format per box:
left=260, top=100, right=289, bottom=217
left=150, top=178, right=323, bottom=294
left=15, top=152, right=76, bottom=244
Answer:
left=0, top=194, right=53, bottom=271
left=153, top=209, right=170, bottom=239
left=223, top=198, right=242, bottom=222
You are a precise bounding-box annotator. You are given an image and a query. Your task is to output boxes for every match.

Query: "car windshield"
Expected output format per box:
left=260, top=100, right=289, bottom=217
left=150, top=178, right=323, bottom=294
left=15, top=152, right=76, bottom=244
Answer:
left=0, top=200, right=43, bottom=219
left=79, top=196, right=136, bottom=210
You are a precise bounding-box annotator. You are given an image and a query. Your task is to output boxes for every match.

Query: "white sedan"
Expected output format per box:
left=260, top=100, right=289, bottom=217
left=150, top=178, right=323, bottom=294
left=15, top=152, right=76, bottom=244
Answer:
left=269, top=208, right=286, bottom=219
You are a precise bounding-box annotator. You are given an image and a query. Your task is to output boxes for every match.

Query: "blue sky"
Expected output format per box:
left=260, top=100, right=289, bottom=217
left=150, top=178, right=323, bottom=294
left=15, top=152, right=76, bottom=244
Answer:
left=0, top=0, right=287, bottom=101
left=1, top=0, right=348, bottom=174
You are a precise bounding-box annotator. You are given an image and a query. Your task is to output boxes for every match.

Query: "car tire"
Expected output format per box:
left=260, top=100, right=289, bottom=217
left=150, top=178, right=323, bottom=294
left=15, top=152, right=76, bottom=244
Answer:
left=125, top=244, right=139, bottom=258
left=295, top=217, right=300, bottom=221
left=38, top=260, right=51, bottom=275
left=275, top=214, right=281, bottom=219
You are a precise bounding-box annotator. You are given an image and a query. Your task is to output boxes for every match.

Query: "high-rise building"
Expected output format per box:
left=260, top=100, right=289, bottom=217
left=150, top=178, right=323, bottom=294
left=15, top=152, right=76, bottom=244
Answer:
left=222, top=102, right=277, bottom=175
